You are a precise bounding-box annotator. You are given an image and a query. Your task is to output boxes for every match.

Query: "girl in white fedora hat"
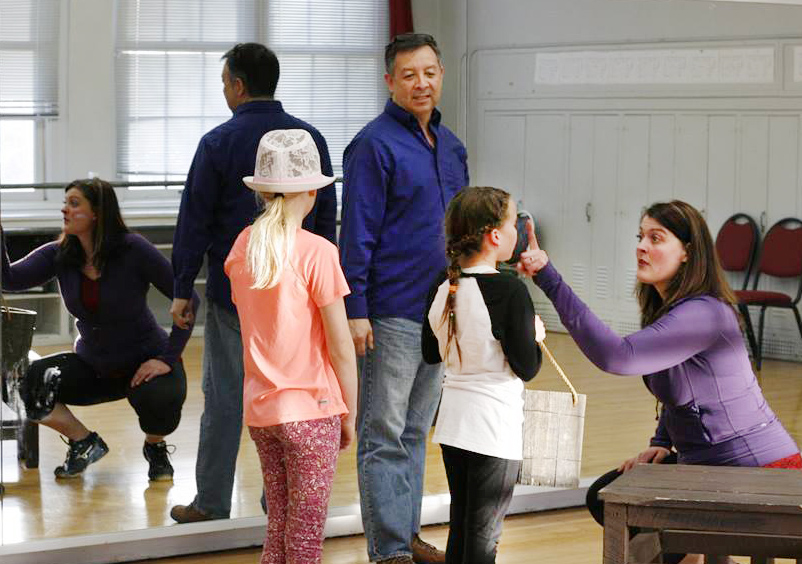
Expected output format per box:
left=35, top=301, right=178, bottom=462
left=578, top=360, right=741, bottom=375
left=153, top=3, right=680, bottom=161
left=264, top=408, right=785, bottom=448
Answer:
left=225, top=129, right=357, bottom=564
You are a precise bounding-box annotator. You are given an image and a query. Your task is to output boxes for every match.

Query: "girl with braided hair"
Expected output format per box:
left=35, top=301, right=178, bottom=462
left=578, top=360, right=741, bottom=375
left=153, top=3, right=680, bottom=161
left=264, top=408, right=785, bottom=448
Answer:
left=422, top=186, right=545, bottom=564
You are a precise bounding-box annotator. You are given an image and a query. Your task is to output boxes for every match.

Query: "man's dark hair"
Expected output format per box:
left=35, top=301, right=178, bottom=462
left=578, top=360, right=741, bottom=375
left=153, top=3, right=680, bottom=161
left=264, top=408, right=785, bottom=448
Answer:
left=222, top=43, right=280, bottom=98
left=384, top=33, right=442, bottom=75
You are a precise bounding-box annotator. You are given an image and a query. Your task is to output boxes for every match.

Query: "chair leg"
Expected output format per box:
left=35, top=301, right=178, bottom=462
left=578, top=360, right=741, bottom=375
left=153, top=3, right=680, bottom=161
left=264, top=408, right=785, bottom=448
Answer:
left=757, top=306, right=768, bottom=371
left=792, top=306, right=802, bottom=345
left=739, top=304, right=759, bottom=362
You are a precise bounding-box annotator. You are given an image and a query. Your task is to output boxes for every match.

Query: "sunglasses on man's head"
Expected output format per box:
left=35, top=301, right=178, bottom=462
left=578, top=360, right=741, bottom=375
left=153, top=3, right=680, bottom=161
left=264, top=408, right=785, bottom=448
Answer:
left=391, top=33, right=435, bottom=43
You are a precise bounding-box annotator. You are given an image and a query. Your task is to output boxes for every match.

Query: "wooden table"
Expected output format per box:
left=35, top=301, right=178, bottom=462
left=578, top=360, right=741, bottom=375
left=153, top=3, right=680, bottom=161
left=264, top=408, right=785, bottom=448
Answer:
left=598, top=463, right=802, bottom=564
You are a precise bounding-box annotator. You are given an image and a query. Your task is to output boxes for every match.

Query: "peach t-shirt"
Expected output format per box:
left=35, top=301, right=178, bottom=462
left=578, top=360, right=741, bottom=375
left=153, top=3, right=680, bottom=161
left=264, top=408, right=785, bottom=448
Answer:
left=225, top=227, right=350, bottom=427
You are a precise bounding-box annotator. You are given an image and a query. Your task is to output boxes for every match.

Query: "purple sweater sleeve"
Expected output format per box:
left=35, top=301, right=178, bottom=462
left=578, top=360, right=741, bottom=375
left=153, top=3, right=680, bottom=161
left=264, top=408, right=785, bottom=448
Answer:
left=534, top=262, right=722, bottom=375
left=130, top=235, right=199, bottom=366
left=2, top=233, right=58, bottom=292
left=650, top=406, right=673, bottom=449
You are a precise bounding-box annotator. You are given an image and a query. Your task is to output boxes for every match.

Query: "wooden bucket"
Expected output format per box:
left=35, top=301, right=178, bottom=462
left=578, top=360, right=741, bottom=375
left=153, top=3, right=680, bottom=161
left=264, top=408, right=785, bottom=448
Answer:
left=518, top=341, right=586, bottom=488
left=2, top=306, right=37, bottom=375
left=1, top=305, right=37, bottom=405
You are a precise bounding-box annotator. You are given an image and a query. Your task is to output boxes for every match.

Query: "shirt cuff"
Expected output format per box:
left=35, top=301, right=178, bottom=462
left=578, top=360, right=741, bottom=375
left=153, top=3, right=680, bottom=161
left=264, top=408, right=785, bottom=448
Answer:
left=173, top=277, right=195, bottom=300
left=649, top=437, right=673, bottom=449
left=344, top=294, right=368, bottom=319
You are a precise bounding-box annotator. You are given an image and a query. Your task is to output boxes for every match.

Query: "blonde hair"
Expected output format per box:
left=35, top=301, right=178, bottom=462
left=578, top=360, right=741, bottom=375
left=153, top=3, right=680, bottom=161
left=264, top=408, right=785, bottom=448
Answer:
left=246, top=193, right=299, bottom=289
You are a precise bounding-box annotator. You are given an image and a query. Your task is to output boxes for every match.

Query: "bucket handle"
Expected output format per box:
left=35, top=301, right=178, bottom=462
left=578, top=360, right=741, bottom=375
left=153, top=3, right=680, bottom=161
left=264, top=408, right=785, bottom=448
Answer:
left=538, top=340, right=579, bottom=406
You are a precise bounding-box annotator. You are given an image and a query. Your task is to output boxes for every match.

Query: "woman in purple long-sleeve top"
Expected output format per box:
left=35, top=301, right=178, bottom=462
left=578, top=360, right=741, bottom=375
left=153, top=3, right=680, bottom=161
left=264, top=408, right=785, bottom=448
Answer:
left=3, top=178, right=199, bottom=481
left=518, top=200, right=800, bottom=564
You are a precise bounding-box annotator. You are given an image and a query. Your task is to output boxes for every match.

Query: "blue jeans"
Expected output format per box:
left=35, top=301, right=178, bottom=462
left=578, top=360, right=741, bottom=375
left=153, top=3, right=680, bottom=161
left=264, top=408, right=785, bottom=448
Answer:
left=192, top=301, right=244, bottom=518
left=357, top=317, right=444, bottom=561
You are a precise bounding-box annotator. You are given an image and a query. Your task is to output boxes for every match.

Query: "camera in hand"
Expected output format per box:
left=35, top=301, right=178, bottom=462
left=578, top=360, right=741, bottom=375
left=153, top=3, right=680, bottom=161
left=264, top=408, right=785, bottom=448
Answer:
left=505, top=208, right=534, bottom=265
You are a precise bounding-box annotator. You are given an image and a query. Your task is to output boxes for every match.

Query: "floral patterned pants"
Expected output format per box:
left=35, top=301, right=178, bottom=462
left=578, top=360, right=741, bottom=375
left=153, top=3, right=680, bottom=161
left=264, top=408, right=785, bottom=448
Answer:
left=249, top=416, right=341, bottom=564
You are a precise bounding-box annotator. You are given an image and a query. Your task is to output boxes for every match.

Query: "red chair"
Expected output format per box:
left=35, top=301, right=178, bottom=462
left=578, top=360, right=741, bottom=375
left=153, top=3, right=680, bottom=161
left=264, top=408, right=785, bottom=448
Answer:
left=715, top=214, right=760, bottom=359
left=735, top=217, right=802, bottom=371
left=715, top=213, right=760, bottom=291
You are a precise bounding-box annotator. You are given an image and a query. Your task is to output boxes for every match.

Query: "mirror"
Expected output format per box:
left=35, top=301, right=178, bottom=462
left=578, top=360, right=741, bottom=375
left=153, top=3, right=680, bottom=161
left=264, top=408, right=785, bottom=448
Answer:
left=3, top=0, right=802, bottom=561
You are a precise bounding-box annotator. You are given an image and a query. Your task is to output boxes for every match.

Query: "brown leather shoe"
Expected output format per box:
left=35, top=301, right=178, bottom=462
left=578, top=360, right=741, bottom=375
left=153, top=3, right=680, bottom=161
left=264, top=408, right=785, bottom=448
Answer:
left=411, top=535, right=446, bottom=564
left=378, top=557, right=414, bottom=564
left=170, top=503, right=215, bottom=523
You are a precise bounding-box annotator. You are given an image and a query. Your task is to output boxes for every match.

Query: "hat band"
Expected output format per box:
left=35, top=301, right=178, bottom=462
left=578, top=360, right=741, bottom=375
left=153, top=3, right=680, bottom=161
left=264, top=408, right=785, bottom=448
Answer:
left=251, top=175, right=324, bottom=185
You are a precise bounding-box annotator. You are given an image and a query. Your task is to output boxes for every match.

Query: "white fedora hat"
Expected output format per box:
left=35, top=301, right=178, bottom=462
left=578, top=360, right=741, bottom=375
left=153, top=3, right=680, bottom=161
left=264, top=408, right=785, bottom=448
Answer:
left=243, top=129, right=335, bottom=193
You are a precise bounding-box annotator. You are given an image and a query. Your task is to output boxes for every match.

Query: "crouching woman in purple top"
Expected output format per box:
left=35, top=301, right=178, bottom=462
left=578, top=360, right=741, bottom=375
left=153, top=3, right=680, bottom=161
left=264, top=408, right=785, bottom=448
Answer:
left=517, top=200, right=800, bottom=564
left=2, top=178, right=199, bottom=481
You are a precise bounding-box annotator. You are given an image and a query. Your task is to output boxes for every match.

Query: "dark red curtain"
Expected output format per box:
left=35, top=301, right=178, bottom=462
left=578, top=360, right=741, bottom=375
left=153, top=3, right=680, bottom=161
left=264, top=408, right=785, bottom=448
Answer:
left=389, top=0, right=413, bottom=39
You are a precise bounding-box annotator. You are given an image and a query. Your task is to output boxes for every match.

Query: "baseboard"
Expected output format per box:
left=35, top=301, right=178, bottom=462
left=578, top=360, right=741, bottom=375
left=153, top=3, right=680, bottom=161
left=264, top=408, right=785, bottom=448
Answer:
left=0, top=479, right=594, bottom=564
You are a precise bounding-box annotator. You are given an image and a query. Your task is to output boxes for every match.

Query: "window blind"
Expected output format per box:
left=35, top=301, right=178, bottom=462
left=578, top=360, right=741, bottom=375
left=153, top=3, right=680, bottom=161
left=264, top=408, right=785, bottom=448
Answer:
left=116, top=0, right=388, bottom=182
left=0, top=0, right=60, bottom=116
left=268, top=0, right=388, bottom=176
left=116, top=0, right=258, bottom=180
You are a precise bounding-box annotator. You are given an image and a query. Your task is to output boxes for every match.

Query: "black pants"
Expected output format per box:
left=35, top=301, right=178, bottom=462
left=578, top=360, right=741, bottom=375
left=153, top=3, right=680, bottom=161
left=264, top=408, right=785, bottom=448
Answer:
left=586, top=453, right=683, bottom=564
left=21, top=352, right=187, bottom=436
left=441, top=444, right=521, bottom=564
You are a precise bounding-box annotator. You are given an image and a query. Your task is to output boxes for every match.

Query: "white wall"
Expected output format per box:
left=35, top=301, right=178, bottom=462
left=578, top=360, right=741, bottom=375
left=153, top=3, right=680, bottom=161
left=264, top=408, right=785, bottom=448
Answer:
left=412, top=0, right=468, bottom=137
left=48, top=0, right=117, bottom=182
left=466, top=0, right=802, bottom=49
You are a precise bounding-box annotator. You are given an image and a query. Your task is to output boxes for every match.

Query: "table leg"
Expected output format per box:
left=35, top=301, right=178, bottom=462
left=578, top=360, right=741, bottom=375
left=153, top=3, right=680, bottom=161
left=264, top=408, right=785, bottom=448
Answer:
left=603, top=502, right=629, bottom=564
left=21, top=418, right=38, bottom=468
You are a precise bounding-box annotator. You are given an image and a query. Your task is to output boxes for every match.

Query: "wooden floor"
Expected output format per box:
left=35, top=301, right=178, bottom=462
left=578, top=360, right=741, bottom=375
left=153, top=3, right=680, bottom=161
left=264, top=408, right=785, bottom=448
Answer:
left=130, top=509, right=606, bottom=564
left=2, top=332, right=802, bottom=562
left=129, top=510, right=795, bottom=564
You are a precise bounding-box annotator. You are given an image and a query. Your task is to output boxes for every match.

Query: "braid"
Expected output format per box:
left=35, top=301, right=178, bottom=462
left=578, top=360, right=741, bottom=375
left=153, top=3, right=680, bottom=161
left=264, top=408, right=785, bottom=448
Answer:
left=443, top=247, right=464, bottom=365
left=442, top=231, right=485, bottom=366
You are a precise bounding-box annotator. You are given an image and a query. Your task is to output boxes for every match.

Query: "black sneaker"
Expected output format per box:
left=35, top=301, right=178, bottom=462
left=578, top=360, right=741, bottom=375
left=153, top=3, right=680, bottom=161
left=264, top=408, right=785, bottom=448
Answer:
left=143, top=440, right=175, bottom=481
left=54, top=431, right=109, bottom=479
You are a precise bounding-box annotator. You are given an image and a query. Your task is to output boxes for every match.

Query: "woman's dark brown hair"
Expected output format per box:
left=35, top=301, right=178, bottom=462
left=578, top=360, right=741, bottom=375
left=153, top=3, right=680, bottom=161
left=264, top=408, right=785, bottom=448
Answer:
left=636, top=200, right=737, bottom=326
left=58, top=178, right=129, bottom=270
left=442, top=186, right=511, bottom=363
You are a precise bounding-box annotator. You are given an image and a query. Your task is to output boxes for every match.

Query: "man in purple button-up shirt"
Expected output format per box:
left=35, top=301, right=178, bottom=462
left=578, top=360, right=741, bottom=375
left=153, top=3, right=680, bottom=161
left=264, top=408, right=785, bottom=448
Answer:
left=339, top=34, right=468, bottom=564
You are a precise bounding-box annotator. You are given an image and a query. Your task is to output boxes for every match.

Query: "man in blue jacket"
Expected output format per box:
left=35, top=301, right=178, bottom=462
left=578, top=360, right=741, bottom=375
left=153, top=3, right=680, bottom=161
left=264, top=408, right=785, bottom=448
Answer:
left=339, top=34, right=469, bottom=564
left=169, top=42, right=336, bottom=523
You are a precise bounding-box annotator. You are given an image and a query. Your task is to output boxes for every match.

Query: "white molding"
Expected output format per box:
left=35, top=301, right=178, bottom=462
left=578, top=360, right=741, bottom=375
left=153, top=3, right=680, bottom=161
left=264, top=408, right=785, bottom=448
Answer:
left=682, top=0, right=802, bottom=4
left=0, top=481, right=592, bottom=563
left=535, top=47, right=775, bottom=86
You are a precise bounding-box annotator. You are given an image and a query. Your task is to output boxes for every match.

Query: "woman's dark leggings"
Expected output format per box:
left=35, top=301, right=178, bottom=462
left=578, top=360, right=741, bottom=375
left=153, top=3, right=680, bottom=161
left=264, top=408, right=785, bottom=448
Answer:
left=586, top=452, right=683, bottom=564
left=21, top=352, right=187, bottom=436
